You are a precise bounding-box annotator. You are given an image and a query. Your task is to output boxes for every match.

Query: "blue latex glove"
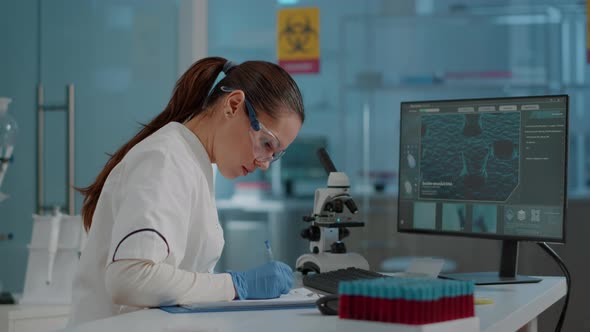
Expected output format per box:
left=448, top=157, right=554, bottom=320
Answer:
left=228, top=261, right=293, bottom=300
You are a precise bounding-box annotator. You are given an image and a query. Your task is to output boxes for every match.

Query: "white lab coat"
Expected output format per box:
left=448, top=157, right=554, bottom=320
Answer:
left=68, top=122, right=234, bottom=327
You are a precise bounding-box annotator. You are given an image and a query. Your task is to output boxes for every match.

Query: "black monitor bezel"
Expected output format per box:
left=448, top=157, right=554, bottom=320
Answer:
left=397, top=94, right=568, bottom=244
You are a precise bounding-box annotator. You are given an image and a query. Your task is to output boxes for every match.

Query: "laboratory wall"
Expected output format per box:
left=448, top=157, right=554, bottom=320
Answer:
left=0, top=0, right=179, bottom=292
left=208, top=1, right=589, bottom=331
left=0, top=0, right=39, bottom=293
left=0, top=0, right=588, bottom=331
left=210, top=0, right=590, bottom=199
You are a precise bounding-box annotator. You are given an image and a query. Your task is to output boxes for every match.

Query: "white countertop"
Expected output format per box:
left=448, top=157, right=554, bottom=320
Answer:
left=58, top=276, right=565, bottom=332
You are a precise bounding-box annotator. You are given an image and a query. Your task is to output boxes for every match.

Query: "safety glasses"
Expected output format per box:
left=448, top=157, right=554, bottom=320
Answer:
left=220, top=86, right=285, bottom=163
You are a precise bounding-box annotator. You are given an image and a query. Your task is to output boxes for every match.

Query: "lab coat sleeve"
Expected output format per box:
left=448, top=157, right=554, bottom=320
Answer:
left=105, top=259, right=235, bottom=307
left=107, top=147, right=193, bottom=266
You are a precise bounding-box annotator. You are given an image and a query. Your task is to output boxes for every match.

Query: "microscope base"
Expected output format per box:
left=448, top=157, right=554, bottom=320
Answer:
left=296, top=252, right=369, bottom=274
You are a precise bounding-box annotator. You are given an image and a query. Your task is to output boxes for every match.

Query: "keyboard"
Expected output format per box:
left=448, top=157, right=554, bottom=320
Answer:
left=302, top=267, right=389, bottom=294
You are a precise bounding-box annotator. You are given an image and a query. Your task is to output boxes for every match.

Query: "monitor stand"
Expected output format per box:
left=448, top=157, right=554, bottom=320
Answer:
left=439, top=240, right=542, bottom=285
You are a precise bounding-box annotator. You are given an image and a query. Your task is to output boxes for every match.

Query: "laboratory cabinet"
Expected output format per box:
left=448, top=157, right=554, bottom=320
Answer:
left=0, top=304, right=69, bottom=332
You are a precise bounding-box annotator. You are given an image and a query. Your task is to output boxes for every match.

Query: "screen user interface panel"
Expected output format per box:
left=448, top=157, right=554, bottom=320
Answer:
left=398, top=96, right=567, bottom=242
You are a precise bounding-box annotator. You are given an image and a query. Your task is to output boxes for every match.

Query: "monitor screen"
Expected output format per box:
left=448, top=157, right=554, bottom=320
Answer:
left=397, top=95, right=568, bottom=243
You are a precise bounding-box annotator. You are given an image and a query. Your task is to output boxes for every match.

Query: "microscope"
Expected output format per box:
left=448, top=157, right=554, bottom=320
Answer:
left=296, top=148, right=369, bottom=274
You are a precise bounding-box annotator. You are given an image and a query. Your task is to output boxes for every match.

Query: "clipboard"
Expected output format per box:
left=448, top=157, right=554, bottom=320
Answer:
left=160, top=288, right=320, bottom=313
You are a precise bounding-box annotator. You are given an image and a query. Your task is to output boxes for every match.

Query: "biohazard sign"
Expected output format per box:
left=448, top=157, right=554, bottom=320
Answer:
left=277, top=7, right=320, bottom=74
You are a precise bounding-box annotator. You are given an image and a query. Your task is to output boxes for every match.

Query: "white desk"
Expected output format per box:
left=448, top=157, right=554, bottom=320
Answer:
left=59, top=277, right=565, bottom=332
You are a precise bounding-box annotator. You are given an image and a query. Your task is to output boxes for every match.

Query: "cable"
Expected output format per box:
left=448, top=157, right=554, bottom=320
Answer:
left=537, top=242, right=571, bottom=332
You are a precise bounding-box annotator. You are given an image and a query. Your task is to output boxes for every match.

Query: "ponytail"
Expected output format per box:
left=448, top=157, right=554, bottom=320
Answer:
left=78, top=57, right=227, bottom=231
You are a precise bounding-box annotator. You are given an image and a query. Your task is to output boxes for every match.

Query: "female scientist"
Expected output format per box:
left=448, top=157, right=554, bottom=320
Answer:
left=68, top=57, right=304, bottom=326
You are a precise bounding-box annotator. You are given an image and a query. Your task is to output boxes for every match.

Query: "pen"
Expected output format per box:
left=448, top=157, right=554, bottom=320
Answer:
left=264, top=240, right=274, bottom=261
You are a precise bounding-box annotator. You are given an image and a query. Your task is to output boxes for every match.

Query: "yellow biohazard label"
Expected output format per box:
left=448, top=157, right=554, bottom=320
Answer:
left=277, top=7, right=320, bottom=61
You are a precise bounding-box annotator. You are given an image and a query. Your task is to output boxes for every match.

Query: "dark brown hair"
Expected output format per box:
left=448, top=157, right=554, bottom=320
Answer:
left=78, top=56, right=304, bottom=231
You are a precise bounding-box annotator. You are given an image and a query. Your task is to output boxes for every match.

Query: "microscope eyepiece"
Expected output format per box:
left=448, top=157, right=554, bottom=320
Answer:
left=317, top=148, right=337, bottom=174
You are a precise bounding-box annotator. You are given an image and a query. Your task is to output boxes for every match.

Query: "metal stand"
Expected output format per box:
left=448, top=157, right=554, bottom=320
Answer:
left=440, top=240, right=542, bottom=285
left=21, top=84, right=84, bottom=305
left=36, top=84, right=75, bottom=215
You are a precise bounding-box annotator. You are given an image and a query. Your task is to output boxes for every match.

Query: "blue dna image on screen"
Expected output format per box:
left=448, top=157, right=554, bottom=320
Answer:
left=420, top=112, right=520, bottom=201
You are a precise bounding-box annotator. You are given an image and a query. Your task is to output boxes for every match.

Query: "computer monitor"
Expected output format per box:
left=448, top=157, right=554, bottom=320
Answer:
left=397, top=95, right=568, bottom=285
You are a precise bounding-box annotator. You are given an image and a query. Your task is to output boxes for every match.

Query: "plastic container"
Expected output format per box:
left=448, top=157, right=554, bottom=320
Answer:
left=0, top=97, right=17, bottom=201
left=0, top=97, right=17, bottom=155
left=20, top=213, right=86, bottom=305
